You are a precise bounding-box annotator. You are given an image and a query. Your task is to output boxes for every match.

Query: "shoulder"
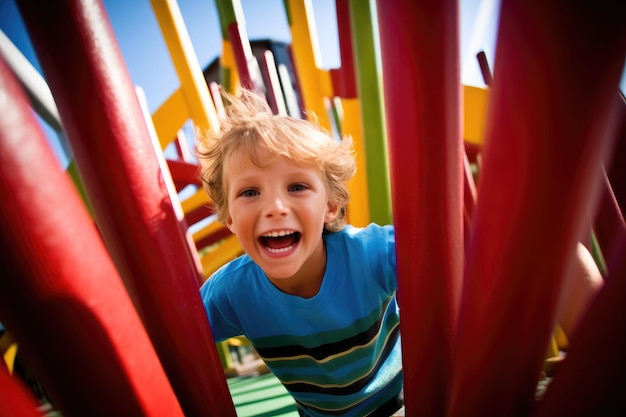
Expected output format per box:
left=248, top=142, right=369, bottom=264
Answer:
left=327, top=223, right=395, bottom=250
left=200, top=254, right=260, bottom=299
left=327, top=223, right=396, bottom=271
left=199, top=254, right=265, bottom=340
left=325, top=223, right=397, bottom=293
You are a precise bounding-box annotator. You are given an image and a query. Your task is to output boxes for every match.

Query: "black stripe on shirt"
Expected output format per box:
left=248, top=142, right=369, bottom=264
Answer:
left=286, top=322, right=400, bottom=395
left=256, top=298, right=393, bottom=361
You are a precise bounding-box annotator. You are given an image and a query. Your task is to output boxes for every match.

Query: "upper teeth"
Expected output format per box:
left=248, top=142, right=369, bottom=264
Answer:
left=262, top=230, right=293, bottom=237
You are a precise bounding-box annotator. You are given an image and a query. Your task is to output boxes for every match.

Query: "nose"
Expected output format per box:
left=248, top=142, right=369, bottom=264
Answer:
left=264, top=194, right=289, bottom=218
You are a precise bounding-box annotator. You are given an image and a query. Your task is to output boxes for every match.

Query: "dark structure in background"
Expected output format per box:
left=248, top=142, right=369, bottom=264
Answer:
left=202, top=39, right=305, bottom=118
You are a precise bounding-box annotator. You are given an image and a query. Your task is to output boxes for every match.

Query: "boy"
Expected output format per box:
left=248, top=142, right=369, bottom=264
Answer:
left=198, top=89, right=403, bottom=417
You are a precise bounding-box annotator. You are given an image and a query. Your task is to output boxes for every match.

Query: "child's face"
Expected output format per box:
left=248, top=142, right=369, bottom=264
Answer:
left=224, top=146, right=339, bottom=284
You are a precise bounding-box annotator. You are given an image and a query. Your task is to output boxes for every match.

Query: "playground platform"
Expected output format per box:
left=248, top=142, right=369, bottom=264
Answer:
left=224, top=350, right=409, bottom=416
left=227, top=373, right=406, bottom=417
left=225, top=352, right=405, bottom=417
left=228, top=373, right=298, bottom=417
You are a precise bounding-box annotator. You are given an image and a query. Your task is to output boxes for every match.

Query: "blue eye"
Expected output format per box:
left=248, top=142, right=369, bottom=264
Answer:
left=290, top=184, right=308, bottom=192
left=240, top=189, right=259, bottom=197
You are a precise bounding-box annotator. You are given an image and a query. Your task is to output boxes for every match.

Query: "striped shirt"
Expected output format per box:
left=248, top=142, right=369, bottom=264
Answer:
left=201, top=223, right=402, bottom=416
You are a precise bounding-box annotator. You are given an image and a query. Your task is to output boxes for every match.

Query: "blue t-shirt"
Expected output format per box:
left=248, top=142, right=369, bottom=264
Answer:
left=201, top=223, right=402, bottom=416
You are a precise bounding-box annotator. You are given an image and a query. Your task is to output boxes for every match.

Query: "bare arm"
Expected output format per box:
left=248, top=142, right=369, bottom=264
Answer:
left=556, top=243, right=604, bottom=340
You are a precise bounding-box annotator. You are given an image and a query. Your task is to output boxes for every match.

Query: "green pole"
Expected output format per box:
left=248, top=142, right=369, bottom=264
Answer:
left=348, top=0, right=392, bottom=225
left=214, top=0, right=243, bottom=89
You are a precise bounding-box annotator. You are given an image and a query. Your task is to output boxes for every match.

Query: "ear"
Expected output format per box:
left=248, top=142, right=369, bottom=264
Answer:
left=225, top=217, right=234, bottom=233
left=324, top=200, right=340, bottom=223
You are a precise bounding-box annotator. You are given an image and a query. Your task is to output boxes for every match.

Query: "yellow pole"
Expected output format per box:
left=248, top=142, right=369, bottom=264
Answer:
left=149, top=0, right=220, bottom=134
left=462, top=85, right=489, bottom=146
left=340, top=98, right=370, bottom=226
left=220, top=39, right=240, bottom=93
left=284, top=0, right=332, bottom=129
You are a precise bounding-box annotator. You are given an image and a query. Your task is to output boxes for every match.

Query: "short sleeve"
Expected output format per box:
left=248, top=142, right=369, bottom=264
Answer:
left=200, top=274, right=243, bottom=342
left=355, top=223, right=397, bottom=292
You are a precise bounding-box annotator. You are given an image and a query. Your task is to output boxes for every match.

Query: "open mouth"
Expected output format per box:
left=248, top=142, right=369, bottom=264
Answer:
left=259, top=230, right=302, bottom=254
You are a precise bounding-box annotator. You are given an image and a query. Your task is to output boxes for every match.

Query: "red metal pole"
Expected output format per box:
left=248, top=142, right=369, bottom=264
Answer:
left=605, top=92, right=626, bottom=215
left=329, top=0, right=357, bottom=99
left=463, top=152, right=478, bottom=253
left=0, top=56, right=183, bottom=417
left=227, top=23, right=259, bottom=91
left=377, top=0, right=464, bottom=415
left=0, top=366, right=45, bottom=417
left=448, top=1, right=626, bottom=416
left=594, top=169, right=626, bottom=261
left=14, top=0, right=236, bottom=415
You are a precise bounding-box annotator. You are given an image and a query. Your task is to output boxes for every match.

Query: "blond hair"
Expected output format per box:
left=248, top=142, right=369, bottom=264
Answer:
left=197, top=89, right=356, bottom=232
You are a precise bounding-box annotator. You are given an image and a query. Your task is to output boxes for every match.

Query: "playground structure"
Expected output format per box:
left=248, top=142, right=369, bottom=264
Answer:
left=0, top=0, right=625, bottom=416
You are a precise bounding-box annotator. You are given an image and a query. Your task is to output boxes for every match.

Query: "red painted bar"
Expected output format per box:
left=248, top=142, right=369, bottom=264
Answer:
left=448, top=1, right=626, bottom=416
left=606, top=93, right=626, bottom=215
left=185, top=205, right=217, bottom=230
left=258, top=50, right=284, bottom=114
left=463, top=152, right=478, bottom=252
left=476, top=51, right=493, bottom=87
left=533, top=232, right=626, bottom=416
left=209, top=80, right=227, bottom=118
left=594, top=170, right=626, bottom=260
left=329, top=0, right=357, bottom=99
left=377, top=0, right=463, bottom=415
left=464, top=142, right=481, bottom=165
left=0, top=56, right=183, bottom=417
left=0, top=367, right=46, bottom=417
left=227, top=22, right=260, bottom=92
left=195, top=227, right=234, bottom=252
left=167, top=159, right=202, bottom=190
left=14, top=0, right=236, bottom=415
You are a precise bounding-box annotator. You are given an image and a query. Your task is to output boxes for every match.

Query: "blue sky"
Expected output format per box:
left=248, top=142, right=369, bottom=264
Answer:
left=0, top=0, right=501, bottom=112
left=0, top=0, right=623, bottom=165
left=101, top=0, right=501, bottom=113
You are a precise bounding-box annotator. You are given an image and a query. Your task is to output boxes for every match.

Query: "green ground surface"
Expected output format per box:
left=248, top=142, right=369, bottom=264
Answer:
left=227, top=373, right=298, bottom=417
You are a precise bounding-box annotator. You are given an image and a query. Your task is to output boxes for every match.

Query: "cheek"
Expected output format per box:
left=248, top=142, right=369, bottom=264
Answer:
left=228, top=206, right=252, bottom=232
left=224, top=201, right=239, bottom=231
